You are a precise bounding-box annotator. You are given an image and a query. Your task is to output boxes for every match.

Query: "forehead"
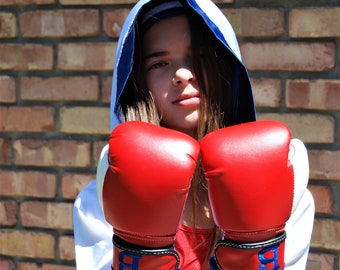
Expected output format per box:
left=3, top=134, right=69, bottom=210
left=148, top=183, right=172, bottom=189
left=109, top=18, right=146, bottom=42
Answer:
left=142, top=16, right=191, bottom=50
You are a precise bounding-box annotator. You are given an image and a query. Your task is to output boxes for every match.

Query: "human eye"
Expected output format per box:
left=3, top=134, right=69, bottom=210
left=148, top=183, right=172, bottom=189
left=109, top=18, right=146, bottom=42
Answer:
left=149, top=61, right=167, bottom=70
left=145, top=60, right=168, bottom=72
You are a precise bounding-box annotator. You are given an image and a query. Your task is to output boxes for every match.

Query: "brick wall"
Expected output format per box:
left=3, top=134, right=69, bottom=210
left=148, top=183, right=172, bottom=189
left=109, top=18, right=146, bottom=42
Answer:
left=0, top=0, right=339, bottom=269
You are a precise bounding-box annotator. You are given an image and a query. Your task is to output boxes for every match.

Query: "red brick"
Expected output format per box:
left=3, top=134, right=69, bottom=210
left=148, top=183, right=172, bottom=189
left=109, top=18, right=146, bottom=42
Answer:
left=311, top=219, right=340, bottom=251
left=0, top=259, right=14, bottom=270
left=59, top=0, right=231, bottom=4
left=93, top=140, right=108, bottom=166
left=308, top=185, right=333, bottom=214
left=0, top=0, right=55, bottom=5
left=60, top=106, right=110, bottom=134
left=60, top=0, right=136, bottom=4
left=308, top=150, right=340, bottom=181
left=0, top=44, right=53, bottom=71
left=286, top=80, right=310, bottom=108
left=0, top=230, right=55, bottom=258
left=102, top=76, right=112, bottom=103
left=61, top=173, right=94, bottom=199
left=59, top=236, right=75, bottom=260
left=223, top=8, right=283, bottom=37
left=17, top=262, right=75, bottom=270
left=0, top=138, right=11, bottom=165
left=307, top=253, right=335, bottom=270
left=21, top=9, right=99, bottom=37
left=290, top=7, right=340, bottom=38
left=22, top=76, right=99, bottom=101
left=13, top=139, right=91, bottom=168
left=286, top=79, right=340, bottom=110
left=0, top=76, right=16, bottom=103
left=325, top=81, right=340, bottom=109
left=21, top=201, right=73, bottom=230
left=103, top=9, right=130, bottom=37
left=0, top=106, right=55, bottom=132
left=258, top=113, right=334, bottom=144
left=58, top=42, right=116, bottom=71
left=0, top=201, right=18, bottom=226
left=0, top=12, right=17, bottom=38
left=241, top=42, right=335, bottom=71
left=0, top=170, right=57, bottom=198
left=251, top=78, right=281, bottom=108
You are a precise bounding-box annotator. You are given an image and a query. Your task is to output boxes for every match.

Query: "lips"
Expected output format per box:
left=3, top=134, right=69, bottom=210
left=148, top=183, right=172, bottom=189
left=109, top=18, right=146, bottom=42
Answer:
left=173, top=93, right=200, bottom=106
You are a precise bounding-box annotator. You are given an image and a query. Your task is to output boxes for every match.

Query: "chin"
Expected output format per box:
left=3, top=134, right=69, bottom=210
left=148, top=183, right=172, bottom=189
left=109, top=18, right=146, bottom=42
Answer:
left=161, top=113, right=199, bottom=134
left=175, top=122, right=199, bottom=137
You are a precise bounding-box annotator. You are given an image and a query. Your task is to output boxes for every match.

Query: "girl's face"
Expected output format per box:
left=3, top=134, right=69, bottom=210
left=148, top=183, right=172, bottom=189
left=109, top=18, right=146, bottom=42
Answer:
left=142, top=15, right=201, bottom=136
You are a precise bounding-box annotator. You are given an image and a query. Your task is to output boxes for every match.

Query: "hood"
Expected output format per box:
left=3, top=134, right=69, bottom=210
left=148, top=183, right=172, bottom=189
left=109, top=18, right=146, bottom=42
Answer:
left=110, top=0, right=256, bottom=131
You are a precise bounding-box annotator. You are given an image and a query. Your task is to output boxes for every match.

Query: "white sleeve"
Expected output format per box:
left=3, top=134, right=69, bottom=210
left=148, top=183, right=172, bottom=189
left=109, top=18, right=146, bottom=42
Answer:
left=73, top=180, right=113, bottom=270
left=285, top=189, right=314, bottom=269
left=284, top=138, right=315, bottom=269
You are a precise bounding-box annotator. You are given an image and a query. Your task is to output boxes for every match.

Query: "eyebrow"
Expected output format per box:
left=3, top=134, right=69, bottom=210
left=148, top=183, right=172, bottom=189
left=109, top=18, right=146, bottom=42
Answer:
left=143, top=51, right=168, bottom=61
left=143, top=46, right=192, bottom=61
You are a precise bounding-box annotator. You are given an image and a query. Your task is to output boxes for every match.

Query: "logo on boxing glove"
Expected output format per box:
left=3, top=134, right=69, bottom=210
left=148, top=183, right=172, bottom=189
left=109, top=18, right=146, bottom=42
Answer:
left=118, top=251, right=142, bottom=270
left=258, top=245, right=280, bottom=270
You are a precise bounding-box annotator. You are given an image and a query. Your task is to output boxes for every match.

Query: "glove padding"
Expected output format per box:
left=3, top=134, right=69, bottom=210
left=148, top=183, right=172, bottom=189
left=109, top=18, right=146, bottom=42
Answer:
left=97, top=121, right=200, bottom=269
left=200, top=120, right=309, bottom=270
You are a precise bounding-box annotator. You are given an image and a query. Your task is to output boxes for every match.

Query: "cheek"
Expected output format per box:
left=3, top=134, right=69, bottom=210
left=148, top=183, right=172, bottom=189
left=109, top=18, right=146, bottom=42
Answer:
left=151, top=91, right=166, bottom=112
left=146, top=72, right=158, bottom=92
left=146, top=74, right=169, bottom=100
left=145, top=79, right=163, bottom=111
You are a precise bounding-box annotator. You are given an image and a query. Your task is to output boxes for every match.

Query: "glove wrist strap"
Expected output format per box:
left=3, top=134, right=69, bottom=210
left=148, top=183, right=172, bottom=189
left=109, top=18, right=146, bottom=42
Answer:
left=112, top=235, right=180, bottom=270
left=211, top=232, right=286, bottom=270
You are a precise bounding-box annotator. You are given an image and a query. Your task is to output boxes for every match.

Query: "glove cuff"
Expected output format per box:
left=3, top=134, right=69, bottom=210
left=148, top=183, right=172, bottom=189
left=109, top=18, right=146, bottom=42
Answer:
left=212, top=232, right=286, bottom=270
left=112, top=235, right=180, bottom=270
left=217, top=231, right=286, bottom=250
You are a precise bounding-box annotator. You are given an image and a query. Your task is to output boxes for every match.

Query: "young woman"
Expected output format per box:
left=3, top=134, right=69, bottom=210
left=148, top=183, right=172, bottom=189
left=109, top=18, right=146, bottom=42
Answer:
left=73, top=1, right=315, bottom=269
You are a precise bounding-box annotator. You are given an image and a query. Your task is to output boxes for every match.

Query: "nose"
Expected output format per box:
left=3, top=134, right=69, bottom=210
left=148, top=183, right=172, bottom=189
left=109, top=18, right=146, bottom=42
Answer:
left=172, top=68, right=196, bottom=86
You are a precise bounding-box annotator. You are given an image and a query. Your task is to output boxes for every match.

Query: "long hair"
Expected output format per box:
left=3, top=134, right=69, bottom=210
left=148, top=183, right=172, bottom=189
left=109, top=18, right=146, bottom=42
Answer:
left=184, top=5, right=234, bottom=262
left=186, top=7, right=234, bottom=139
left=117, top=0, right=234, bottom=264
left=117, top=31, right=160, bottom=125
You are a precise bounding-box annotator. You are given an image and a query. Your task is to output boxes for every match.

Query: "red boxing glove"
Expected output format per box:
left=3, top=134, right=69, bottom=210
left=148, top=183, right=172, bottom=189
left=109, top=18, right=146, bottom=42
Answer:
left=200, top=120, right=309, bottom=270
left=97, top=121, right=200, bottom=269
